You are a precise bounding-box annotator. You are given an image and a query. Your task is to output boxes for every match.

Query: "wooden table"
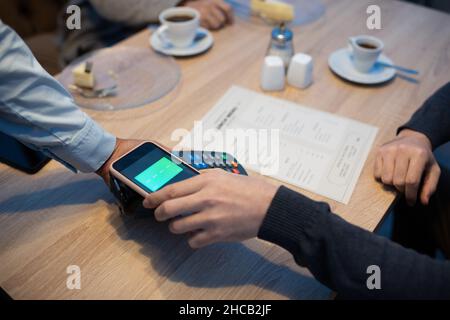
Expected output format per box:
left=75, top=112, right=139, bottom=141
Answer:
left=1, top=0, right=450, bottom=299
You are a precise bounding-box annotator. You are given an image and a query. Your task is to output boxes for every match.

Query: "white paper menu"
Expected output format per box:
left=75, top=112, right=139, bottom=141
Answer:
left=176, top=86, right=378, bottom=204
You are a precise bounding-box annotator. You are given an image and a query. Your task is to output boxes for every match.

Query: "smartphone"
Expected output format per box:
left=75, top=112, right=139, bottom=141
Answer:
left=110, top=142, right=200, bottom=197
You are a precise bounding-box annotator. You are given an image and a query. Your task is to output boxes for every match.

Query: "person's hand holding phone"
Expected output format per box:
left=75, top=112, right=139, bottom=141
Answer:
left=142, top=169, right=278, bottom=248
left=374, top=129, right=441, bottom=206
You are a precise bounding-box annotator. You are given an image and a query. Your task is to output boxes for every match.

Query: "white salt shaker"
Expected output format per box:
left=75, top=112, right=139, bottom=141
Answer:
left=260, top=56, right=285, bottom=91
left=287, top=53, right=313, bottom=89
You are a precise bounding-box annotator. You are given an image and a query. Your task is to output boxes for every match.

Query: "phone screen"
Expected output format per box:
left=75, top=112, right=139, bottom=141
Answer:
left=112, top=143, right=198, bottom=193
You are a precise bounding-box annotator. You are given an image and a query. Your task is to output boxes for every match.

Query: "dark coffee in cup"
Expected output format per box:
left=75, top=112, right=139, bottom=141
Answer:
left=357, top=41, right=378, bottom=50
left=166, top=15, right=194, bottom=23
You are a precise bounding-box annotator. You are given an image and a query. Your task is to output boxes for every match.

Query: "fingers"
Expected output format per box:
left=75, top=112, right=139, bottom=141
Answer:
left=204, top=11, right=222, bottom=29
left=214, top=0, right=234, bottom=24
left=377, top=146, right=438, bottom=206
left=169, top=212, right=211, bottom=234
left=210, top=6, right=226, bottom=28
left=375, top=131, right=437, bottom=206
left=195, top=0, right=234, bottom=30
left=152, top=170, right=224, bottom=220
left=154, top=194, right=203, bottom=221
left=404, top=156, right=427, bottom=206
left=188, top=230, right=215, bottom=249
left=374, top=154, right=383, bottom=180
left=420, top=162, right=441, bottom=205
left=392, top=153, right=409, bottom=193
left=142, top=174, right=206, bottom=209
left=381, top=152, right=395, bottom=185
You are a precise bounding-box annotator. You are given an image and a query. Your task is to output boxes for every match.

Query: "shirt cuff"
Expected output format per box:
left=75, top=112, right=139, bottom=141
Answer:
left=48, top=117, right=116, bottom=173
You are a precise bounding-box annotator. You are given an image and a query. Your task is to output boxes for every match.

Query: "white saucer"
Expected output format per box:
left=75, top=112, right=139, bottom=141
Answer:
left=328, top=48, right=396, bottom=85
left=150, top=26, right=214, bottom=57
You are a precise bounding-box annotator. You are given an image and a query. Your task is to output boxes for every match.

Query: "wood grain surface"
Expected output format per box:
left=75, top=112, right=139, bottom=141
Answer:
left=1, top=0, right=449, bottom=299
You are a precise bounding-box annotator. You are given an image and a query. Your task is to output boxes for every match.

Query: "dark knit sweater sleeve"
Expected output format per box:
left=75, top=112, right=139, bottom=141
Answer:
left=398, top=82, right=450, bottom=149
left=258, top=186, right=450, bottom=299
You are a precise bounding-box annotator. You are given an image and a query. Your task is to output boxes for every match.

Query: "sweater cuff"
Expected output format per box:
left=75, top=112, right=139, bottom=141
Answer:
left=397, top=82, right=450, bottom=149
left=257, top=186, right=324, bottom=263
left=397, top=123, right=437, bottom=150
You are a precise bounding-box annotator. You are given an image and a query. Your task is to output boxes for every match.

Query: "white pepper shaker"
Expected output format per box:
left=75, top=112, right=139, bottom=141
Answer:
left=260, top=56, right=285, bottom=91
left=287, top=53, right=313, bottom=89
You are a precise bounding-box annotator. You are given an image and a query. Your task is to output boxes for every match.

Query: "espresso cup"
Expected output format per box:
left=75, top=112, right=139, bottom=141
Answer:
left=348, top=35, right=384, bottom=73
left=158, top=7, right=200, bottom=48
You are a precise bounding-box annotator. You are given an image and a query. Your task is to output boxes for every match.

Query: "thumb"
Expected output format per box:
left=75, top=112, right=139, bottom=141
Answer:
left=420, top=162, right=441, bottom=205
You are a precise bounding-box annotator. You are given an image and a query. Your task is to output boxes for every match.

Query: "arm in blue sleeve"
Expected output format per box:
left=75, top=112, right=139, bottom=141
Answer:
left=0, top=21, right=116, bottom=173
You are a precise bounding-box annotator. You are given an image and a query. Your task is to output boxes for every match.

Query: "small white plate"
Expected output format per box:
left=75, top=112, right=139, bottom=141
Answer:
left=150, top=26, right=214, bottom=57
left=328, top=48, right=396, bottom=85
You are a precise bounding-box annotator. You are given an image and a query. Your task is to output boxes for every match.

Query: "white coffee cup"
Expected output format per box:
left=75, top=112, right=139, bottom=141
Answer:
left=158, top=7, right=200, bottom=48
left=348, top=35, right=384, bottom=73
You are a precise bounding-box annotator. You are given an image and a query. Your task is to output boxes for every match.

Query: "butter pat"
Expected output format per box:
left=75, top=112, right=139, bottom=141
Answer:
left=72, top=62, right=95, bottom=89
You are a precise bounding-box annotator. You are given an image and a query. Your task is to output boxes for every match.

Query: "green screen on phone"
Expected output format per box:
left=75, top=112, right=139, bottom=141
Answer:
left=134, top=157, right=183, bottom=192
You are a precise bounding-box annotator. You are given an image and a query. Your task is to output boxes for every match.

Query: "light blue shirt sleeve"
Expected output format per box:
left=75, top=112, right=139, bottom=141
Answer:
left=0, top=21, right=116, bottom=173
